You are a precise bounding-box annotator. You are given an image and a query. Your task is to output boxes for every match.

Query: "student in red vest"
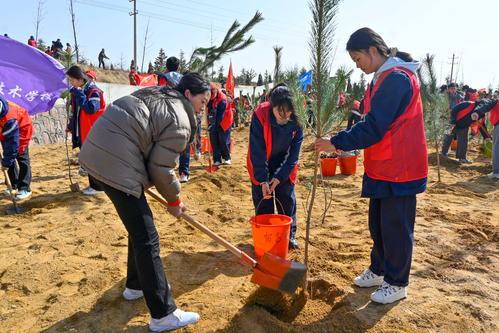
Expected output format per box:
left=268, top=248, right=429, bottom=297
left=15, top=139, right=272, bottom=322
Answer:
left=489, top=100, right=499, bottom=179
left=0, top=96, right=33, bottom=200
left=346, top=99, right=363, bottom=130
left=316, top=28, right=428, bottom=304
left=27, top=36, right=36, bottom=47
left=208, top=83, right=233, bottom=165
left=247, top=84, right=303, bottom=249
left=66, top=65, right=106, bottom=196
left=448, top=99, right=498, bottom=163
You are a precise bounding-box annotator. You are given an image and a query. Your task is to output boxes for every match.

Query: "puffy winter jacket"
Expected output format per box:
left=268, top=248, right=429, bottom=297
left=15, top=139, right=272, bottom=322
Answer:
left=79, top=87, right=197, bottom=201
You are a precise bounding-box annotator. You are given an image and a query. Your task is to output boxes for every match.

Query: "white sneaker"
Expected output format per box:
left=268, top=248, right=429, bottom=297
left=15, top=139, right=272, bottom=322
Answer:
left=213, top=161, right=221, bottom=167
left=223, top=159, right=232, bottom=165
left=370, top=281, right=407, bottom=304
left=81, top=186, right=99, bottom=196
left=354, top=268, right=384, bottom=288
left=149, top=309, right=200, bottom=332
left=122, top=288, right=144, bottom=301
left=15, top=190, right=32, bottom=200
left=487, top=172, right=499, bottom=179
left=179, top=174, right=189, bottom=183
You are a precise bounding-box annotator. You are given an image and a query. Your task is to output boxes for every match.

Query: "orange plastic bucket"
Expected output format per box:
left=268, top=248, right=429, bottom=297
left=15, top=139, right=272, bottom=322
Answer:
left=250, top=214, right=292, bottom=259
left=338, top=155, right=357, bottom=175
left=320, top=157, right=337, bottom=176
left=451, top=139, right=457, bottom=150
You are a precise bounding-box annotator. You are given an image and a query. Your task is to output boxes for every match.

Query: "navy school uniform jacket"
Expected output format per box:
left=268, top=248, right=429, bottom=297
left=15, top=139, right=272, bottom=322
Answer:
left=249, top=107, right=303, bottom=184
left=68, top=82, right=101, bottom=148
left=207, top=93, right=227, bottom=132
left=331, top=60, right=427, bottom=199
left=451, top=100, right=498, bottom=129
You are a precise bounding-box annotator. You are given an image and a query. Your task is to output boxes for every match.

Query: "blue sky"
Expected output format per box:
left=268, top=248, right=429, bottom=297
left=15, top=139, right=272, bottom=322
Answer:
left=1, top=0, right=497, bottom=89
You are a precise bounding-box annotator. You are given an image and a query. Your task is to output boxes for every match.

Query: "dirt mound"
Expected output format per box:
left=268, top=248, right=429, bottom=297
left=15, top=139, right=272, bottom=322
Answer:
left=0, top=128, right=497, bottom=332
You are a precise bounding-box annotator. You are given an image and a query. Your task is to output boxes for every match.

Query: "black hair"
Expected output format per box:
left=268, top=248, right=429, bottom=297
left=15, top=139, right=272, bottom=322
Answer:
left=65, top=65, right=88, bottom=82
left=176, top=72, right=210, bottom=96
left=448, top=83, right=456, bottom=88
left=166, top=56, right=180, bottom=72
left=346, top=27, right=413, bottom=62
left=269, top=83, right=301, bottom=126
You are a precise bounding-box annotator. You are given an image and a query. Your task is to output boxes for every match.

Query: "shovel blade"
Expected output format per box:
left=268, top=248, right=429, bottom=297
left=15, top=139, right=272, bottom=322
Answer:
left=251, top=252, right=307, bottom=294
left=205, top=165, right=218, bottom=173
left=6, top=204, right=25, bottom=215
left=70, top=183, right=80, bottom=192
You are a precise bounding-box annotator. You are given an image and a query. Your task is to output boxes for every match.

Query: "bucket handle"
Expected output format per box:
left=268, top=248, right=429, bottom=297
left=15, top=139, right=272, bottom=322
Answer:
left=254, top=195, right=286, bottom=225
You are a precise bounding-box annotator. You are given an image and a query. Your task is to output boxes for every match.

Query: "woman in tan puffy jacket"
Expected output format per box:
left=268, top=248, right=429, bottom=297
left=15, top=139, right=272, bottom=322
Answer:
left=79, top=72, right=210, bottom=332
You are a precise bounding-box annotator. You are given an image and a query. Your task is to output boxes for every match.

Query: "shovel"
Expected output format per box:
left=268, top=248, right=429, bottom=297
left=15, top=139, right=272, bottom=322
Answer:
left=205, top=136, right=218, bottom=173
left=146, top=189, right=307, bottom=293
left=64, top=98, right=80, bottom=193
left=0, top=152, right=22, bottom=214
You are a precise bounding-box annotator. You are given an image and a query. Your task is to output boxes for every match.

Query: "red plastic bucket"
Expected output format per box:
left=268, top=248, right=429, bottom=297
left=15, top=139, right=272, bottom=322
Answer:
left=250, top=214, right=292, bottom=259
left=451, top=139, right=457, bottom=151
left=320, top=157, right=337, bottom=176
left=338, top=155, right=357, bottom=175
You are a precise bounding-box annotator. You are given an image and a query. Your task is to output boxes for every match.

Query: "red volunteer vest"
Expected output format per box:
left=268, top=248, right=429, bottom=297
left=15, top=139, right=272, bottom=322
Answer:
left=455, top=102, right=475, bottom=122
left=246, top=102, right=298, bottom=185
left=212, top=91, right=233, bottom=131
left=0, top=102, right=33, bottom=154
left=363, top=67, right=428, bottom=182
left=79, top=88, right=106, bottom=143
left=489, top=101, right=499, bottom=126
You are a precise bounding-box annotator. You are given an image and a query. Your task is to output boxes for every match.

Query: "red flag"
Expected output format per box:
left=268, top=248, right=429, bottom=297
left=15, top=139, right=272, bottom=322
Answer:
left=226, top=61, right=234, bottom=98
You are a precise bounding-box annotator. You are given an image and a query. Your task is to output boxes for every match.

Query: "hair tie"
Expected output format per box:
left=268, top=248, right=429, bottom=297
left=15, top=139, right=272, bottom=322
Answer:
left=389, top=47, right=398, bottom=57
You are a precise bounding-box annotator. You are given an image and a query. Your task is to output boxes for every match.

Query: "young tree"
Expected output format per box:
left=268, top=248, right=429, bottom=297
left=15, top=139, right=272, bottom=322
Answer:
left=244, top=68, right=257, bottom=85
left=189, top=12, right=263, bottom=73
left=273, top=45, right=283, bottom=83
left=263, top=70, right=270, bottom=84
left=417, top=53, right=449, bottom=182
left=257, top=73, right=263, bottom=86
left=154, top=48, right=167, bottom=72
left=178, top=49, right=187, bottom=73
left=217, top=65, right=225, bottom=84
left=147, top=62, right=154, bottom=74
left=298, top=0, right=342, bottom=280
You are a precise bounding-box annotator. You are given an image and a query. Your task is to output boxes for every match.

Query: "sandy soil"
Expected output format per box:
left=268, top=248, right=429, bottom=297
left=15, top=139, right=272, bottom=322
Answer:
left=0, top=127, right=497, bottom=333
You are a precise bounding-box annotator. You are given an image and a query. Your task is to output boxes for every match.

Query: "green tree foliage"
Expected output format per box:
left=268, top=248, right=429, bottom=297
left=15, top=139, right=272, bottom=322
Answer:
left=154, top=48, right=167, bottom=72
left=178, top=49, right=187, bottom=73
left=257, top=73, right=263, bottom=86
left=417, top=53, right=449, bottom=182
left=189, top=12, right=263, bottom=73
left=300, top=0, right=342, bottom=272
left=273, top=45, right=283, bottom=83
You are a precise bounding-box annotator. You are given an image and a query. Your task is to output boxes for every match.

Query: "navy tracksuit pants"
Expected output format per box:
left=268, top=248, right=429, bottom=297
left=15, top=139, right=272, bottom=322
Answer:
left=368, top=195, right=417, bottom=287
left=251, top=179, right=297, bottom=239
left=209, top=128, right=231, bottom=163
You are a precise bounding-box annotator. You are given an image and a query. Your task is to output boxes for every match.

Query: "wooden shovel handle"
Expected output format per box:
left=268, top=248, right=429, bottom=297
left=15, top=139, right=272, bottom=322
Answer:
left=145, top=189, right=257, bottom=267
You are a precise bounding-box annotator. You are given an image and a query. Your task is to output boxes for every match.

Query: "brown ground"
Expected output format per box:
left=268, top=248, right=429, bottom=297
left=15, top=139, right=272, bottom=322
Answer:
left=80, top=65, right=130, bottom=84
left=0, top=127, right=497, bottom=333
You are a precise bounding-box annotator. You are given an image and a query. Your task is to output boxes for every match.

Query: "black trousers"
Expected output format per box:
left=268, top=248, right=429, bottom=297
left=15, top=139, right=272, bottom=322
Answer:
left=368, top=195, right=417, bottom=287
left=98, top=181, right=177, bottom=319
left=6, top=146, right=32, bottom=192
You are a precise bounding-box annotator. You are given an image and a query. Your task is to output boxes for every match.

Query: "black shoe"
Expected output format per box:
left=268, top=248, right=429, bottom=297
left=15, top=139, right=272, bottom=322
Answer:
left=288, top=238, right=299, bottom=250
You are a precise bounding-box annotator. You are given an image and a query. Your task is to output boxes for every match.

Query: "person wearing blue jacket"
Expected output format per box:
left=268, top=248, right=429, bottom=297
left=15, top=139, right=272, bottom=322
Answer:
left=247, top=84, right=303, bottom=249
left=0, top=96, right=33, bottom=200
left=66, top=65, right=105, bottom=196
left=316, top=28, right=428, bottom=304
left=208, top=84, right=232, bottom=166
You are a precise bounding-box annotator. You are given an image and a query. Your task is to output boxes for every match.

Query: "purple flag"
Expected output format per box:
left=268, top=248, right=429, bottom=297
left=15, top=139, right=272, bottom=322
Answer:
left=0, top=36, right=67, bottom=115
